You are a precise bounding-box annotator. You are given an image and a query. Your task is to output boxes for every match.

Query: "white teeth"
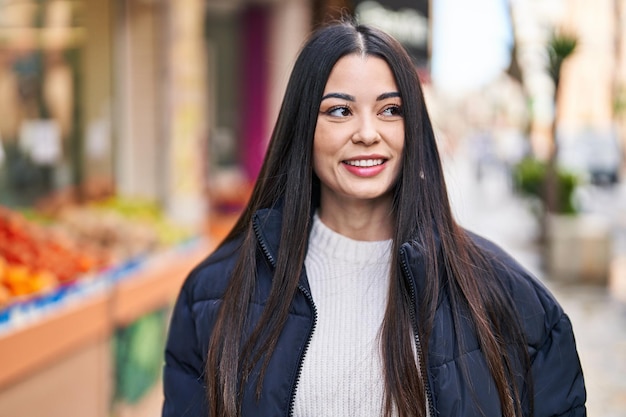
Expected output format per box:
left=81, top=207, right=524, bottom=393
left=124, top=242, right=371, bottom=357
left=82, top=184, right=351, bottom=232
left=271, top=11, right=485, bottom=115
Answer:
left=345, top=159, right=384, bottom=167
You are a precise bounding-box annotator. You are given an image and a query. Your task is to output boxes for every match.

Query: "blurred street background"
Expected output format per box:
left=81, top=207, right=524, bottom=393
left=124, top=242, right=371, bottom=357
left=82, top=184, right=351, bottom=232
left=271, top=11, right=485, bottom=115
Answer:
left=445, top=149, right=626, bottom=417
left=0, top=0, right=625, bottom=416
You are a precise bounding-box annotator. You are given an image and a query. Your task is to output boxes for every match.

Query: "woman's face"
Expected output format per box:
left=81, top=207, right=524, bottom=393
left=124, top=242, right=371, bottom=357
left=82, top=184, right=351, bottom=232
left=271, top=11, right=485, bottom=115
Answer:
left=313, top=54, right=404, bottom=210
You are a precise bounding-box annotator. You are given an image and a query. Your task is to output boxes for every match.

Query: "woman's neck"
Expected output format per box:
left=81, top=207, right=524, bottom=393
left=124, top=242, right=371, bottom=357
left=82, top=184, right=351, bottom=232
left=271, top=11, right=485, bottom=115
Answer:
left=316, top=199, right=394, bottom=241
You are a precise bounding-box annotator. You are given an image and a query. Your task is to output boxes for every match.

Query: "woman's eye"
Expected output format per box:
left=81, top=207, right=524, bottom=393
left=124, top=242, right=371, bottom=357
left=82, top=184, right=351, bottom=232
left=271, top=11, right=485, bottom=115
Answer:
left=326, top=106, right=351, bottom=117
left=381, top=105, right=403, bottom=117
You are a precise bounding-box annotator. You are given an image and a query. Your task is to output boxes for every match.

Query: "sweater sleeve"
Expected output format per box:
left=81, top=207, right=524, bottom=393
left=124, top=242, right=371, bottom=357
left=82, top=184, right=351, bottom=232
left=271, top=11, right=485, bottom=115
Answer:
left=531, top=311, right=586, bottom=417
left=162, top=281, right=208, bottom=417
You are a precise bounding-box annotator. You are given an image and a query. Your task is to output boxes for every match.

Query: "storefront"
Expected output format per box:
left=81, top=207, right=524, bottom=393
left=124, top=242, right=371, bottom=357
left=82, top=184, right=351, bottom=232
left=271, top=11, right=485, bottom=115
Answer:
left=204, top=0, right=313, bottom=232
left=0, top=1, right=206, bottom=415
left=0, top=0, right=113, bottom=207
left=0, top=0, right=316, bottom=415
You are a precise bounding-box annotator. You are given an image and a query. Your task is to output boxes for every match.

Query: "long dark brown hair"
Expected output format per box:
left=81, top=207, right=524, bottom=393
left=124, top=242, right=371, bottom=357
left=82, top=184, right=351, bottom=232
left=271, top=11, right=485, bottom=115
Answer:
left=205, top=20, right=532, bottom=417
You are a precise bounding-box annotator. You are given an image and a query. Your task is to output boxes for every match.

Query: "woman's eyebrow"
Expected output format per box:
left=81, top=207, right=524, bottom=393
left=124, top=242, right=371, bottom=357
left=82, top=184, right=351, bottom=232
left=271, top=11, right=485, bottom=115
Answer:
left=376, top=92, right=401, bottom=101
left=320, top=91, right=401, bottom=101
left=321, top=92, right=355, bottom=101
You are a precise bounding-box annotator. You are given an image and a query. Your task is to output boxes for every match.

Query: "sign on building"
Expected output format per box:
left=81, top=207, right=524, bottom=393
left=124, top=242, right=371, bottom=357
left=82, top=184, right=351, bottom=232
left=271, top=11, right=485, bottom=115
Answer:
left=354, top=0, right=430, bottom=68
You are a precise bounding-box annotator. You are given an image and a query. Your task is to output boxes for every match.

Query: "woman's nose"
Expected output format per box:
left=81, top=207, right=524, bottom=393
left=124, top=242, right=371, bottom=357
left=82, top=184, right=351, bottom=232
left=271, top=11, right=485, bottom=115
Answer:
left=351, top=116, right=380, bottom=145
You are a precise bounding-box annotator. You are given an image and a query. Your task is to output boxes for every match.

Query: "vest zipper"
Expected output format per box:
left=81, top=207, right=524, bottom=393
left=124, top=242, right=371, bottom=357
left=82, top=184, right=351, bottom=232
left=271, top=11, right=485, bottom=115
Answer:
left=400, top=246, right=435, bottom=417
left=252, top=216, right=318, bottom=417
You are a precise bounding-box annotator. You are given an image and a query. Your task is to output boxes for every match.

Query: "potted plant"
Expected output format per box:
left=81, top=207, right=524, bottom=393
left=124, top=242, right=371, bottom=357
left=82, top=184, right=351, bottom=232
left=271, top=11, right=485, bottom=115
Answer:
left=513, top=158, right=612, bottom=285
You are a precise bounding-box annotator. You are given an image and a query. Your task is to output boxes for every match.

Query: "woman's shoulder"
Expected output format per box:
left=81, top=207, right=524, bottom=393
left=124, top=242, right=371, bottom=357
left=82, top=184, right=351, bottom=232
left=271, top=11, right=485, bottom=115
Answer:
left=179, top=235, right=244, bottom=305
left=466, top=231, right=567, bottom=346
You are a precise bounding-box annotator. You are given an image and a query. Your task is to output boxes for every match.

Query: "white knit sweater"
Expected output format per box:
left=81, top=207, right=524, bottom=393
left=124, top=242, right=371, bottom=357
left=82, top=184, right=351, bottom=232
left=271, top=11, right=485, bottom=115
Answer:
left=294, top=213, right=393, bottom=417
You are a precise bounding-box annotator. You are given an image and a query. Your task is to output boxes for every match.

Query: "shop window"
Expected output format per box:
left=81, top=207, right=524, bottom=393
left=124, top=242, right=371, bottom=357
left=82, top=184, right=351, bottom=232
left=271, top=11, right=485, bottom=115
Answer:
left=0, top=1, right=99, bottom=208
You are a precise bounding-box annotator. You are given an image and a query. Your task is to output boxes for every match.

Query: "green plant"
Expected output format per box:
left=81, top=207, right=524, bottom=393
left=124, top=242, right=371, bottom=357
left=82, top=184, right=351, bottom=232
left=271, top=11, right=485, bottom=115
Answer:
left=513, top=158, right=579, bottom=214
left=544, top=31, right=578, bottom=214
left=547, top=32, right=578, bottom=89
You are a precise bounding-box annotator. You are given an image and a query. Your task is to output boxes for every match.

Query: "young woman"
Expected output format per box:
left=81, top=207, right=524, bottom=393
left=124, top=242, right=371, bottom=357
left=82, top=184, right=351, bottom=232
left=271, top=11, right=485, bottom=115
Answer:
left=162, top=21, right=586, bottom=417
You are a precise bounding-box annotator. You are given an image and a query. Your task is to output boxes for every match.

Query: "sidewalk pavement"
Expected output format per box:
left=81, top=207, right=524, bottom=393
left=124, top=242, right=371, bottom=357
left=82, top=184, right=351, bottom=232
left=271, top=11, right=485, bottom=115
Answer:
left=443, top=155, right=626, bottom=417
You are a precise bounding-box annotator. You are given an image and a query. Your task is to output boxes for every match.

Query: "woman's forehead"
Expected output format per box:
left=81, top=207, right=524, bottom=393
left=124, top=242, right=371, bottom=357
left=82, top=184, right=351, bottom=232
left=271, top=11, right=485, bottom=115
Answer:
left=323, top=54, right=399, bottom=96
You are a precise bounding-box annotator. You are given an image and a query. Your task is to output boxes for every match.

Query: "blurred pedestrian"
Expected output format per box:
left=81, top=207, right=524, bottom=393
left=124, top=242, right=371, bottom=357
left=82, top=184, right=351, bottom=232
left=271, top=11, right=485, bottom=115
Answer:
left=162, top=20, right=586, bottom=417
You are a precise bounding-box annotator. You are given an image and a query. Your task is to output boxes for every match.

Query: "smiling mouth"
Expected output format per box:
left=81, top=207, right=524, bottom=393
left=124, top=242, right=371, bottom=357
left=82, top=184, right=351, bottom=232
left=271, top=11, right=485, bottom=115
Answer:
left=343, top=159, right=385, bottom=167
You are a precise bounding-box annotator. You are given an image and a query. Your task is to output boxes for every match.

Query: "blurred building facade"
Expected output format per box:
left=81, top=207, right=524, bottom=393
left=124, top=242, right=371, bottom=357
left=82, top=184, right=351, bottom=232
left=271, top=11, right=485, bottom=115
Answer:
left=512, top=0, right=626, bottom=180
left=0, top=0, right=321, bottom=228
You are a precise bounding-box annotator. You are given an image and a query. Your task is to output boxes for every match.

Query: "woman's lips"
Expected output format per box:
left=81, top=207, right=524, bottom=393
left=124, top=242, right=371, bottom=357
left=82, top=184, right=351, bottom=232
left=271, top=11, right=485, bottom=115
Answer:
left=343, top=158, right=385, bottom=167
left=342, top=158, right=387, bottom=176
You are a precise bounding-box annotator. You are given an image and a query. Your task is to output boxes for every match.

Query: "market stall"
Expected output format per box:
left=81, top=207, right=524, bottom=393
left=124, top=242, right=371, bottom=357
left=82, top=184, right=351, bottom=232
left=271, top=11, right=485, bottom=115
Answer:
left=0, top=0, right=210, bottom=415
left=0, top=200, right=211, bottom=417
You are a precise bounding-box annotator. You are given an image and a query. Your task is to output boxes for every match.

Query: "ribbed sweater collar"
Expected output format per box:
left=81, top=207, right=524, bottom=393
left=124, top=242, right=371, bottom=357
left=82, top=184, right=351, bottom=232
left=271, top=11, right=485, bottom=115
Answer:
left=308, top=213, right=392, bottom=264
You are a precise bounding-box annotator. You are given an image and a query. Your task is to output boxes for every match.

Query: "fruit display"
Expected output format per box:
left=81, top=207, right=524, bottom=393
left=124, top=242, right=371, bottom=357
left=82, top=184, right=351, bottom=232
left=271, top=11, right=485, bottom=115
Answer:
left=92, top=197, right=193, bottom=247
left=0, top=196, right=193, bottom=308
left=47, top=197, right=193, bottom=262
left=0, top=206, right=110, bottom=305
left=50, top=206, right=160, bottom=264
left=0, top=258, right=56, bottom=297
